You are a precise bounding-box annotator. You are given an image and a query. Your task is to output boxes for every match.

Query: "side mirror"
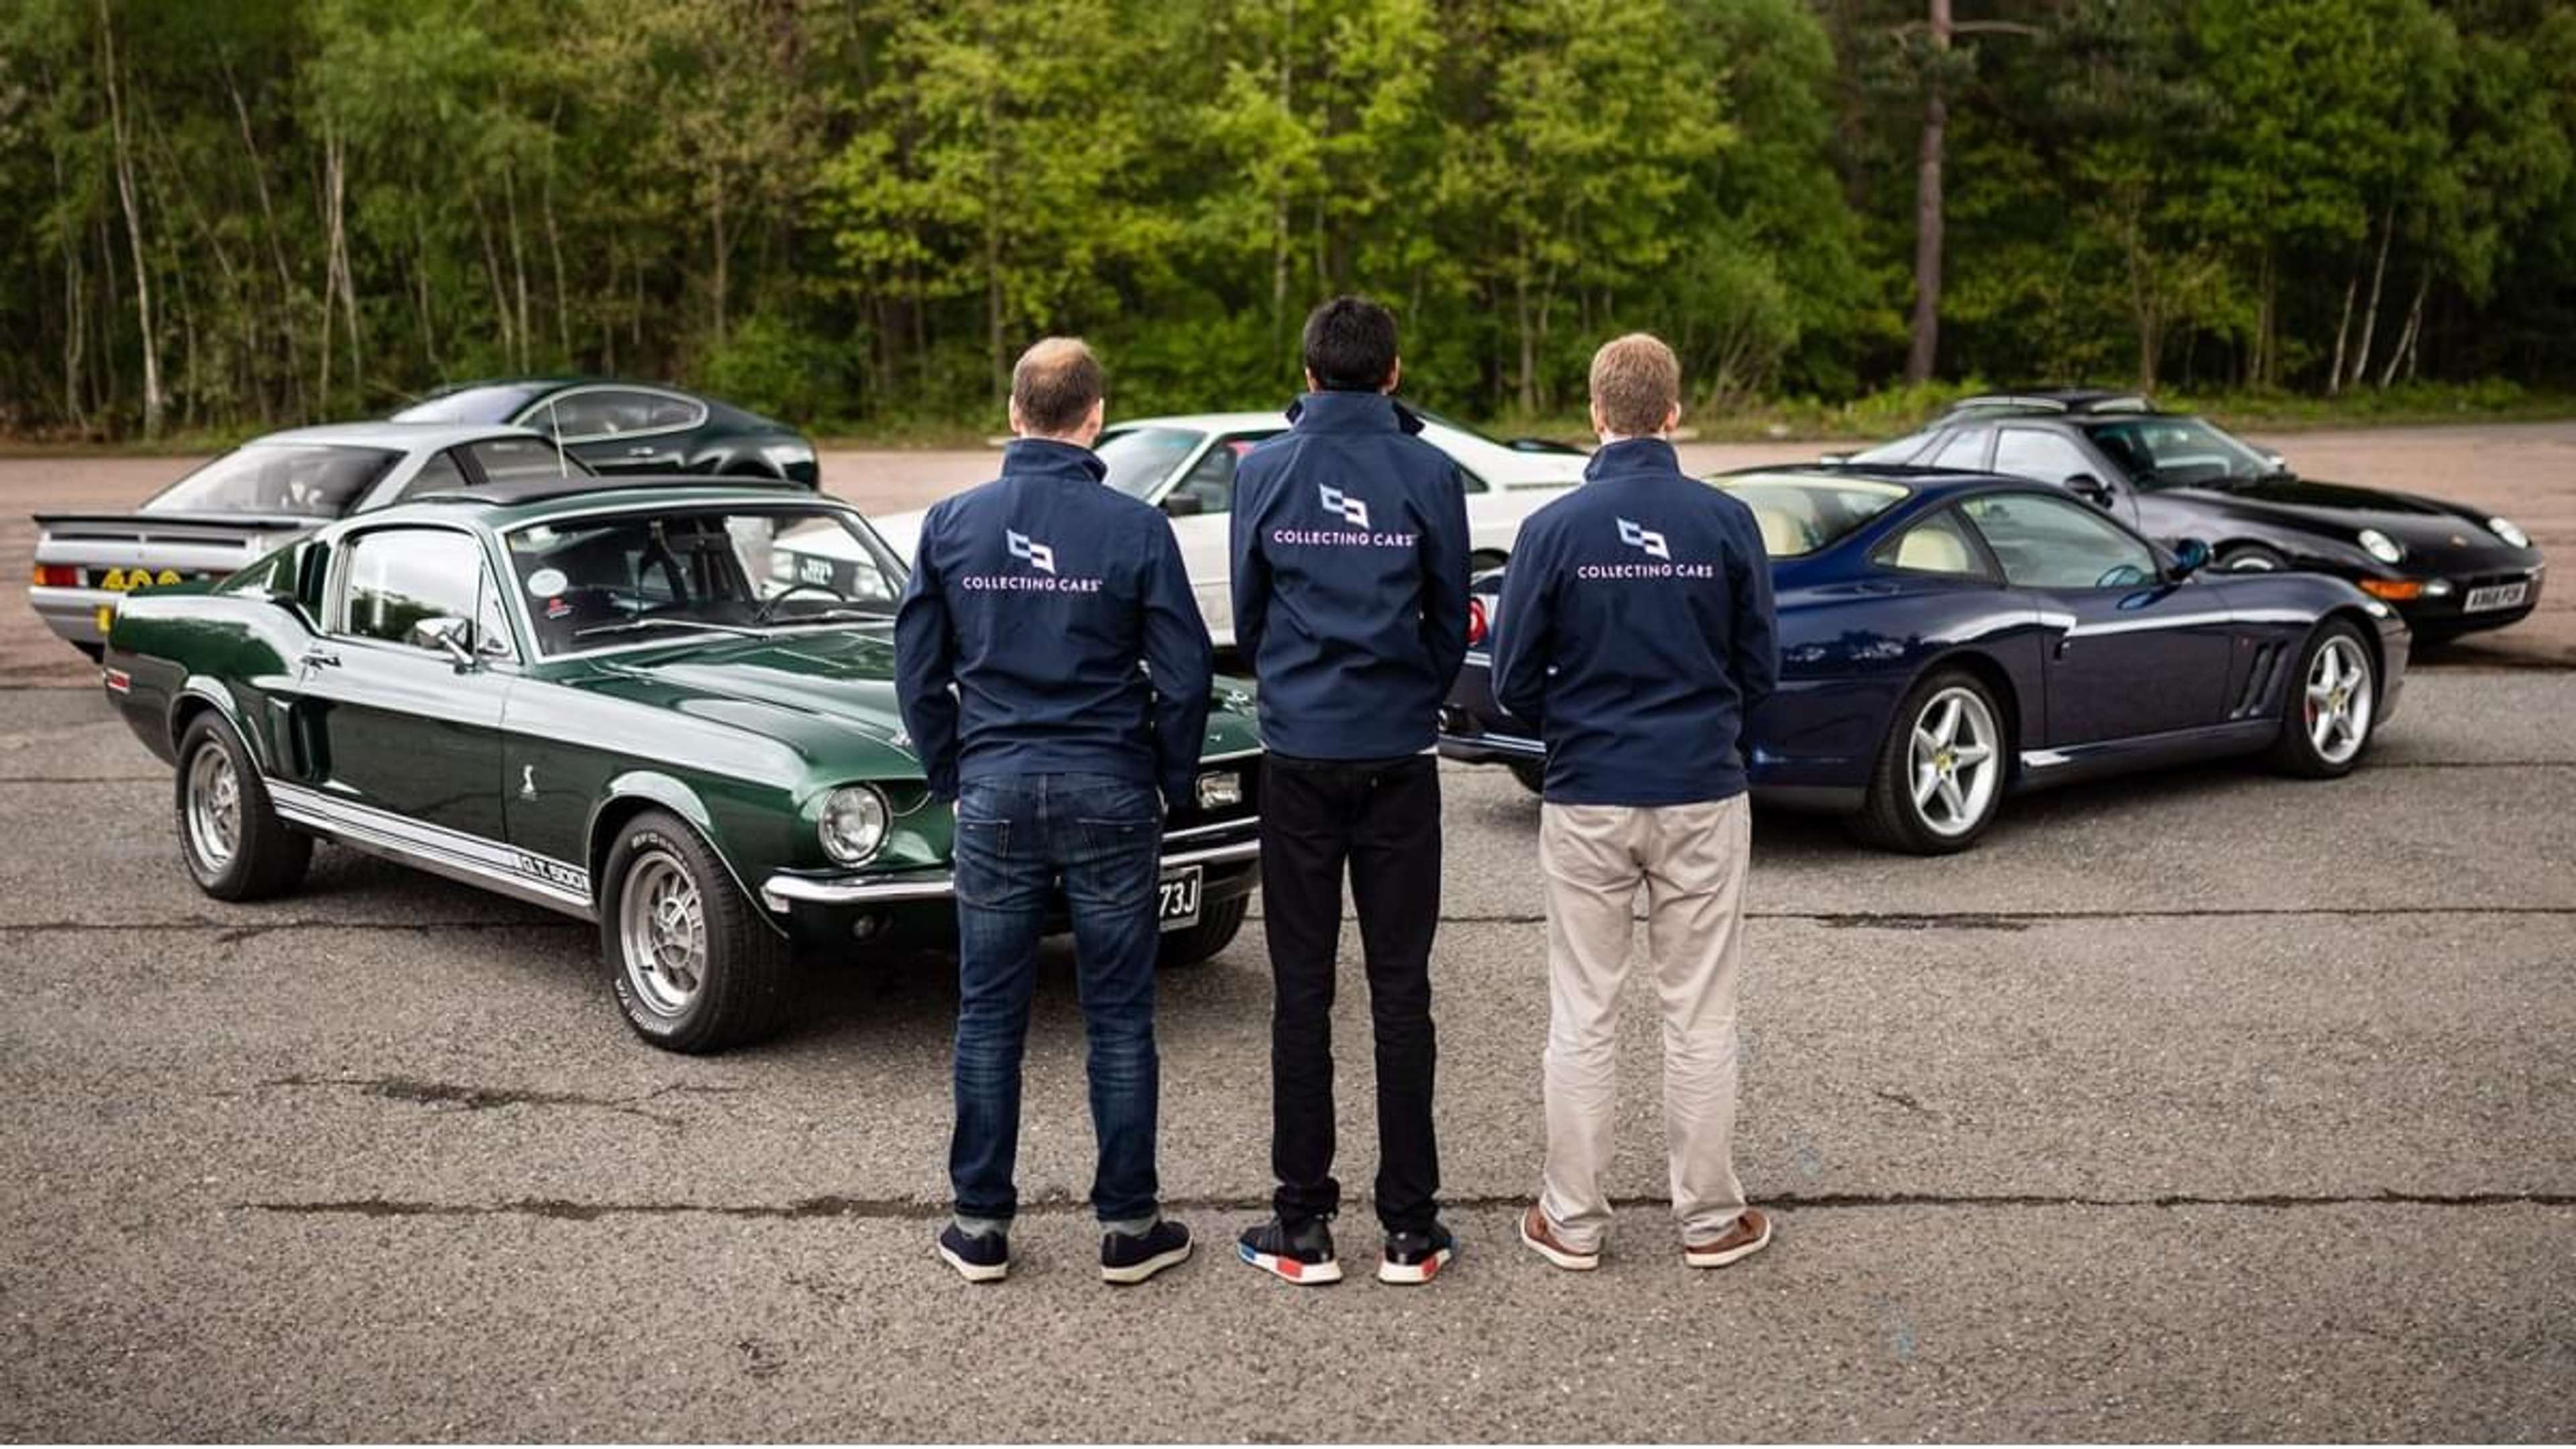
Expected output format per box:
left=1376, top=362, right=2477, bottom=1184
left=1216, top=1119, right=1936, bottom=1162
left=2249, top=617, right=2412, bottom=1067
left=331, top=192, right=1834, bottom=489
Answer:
left=2065, top=473, right=2114, bottom=509
left=1159, top=493, right=1206, bottom=519
left=2169, top=537, right=2212, bottom=579
left=407, top=614, right=478, bottom=669
left=2261, top=449, right=2289, bottom=475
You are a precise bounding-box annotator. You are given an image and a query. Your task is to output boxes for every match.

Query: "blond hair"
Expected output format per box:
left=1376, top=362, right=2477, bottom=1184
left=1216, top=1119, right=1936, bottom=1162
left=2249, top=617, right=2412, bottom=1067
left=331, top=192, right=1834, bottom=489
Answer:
left=1589, top=333, right=1682, bottom=437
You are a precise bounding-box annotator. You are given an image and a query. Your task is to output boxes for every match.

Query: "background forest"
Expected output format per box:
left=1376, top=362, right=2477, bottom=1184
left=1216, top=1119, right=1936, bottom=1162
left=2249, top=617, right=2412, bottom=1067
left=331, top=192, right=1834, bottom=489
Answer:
left=5, top=0, right=2575, bottom=440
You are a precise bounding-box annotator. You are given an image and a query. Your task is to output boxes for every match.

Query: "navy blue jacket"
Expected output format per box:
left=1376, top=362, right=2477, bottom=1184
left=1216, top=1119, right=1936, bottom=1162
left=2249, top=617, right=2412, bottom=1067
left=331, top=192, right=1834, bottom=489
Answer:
left=1229, top=392, right=1471, bottom=760
left=1491, top=438, right=1778, bottom=806
left=894, top=438, right=1214, bottom=808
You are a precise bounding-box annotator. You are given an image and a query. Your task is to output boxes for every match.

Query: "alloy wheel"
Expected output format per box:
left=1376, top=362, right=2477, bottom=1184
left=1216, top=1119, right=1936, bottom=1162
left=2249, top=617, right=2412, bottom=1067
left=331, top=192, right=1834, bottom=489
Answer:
left=2303, top=635, right=2374, bottom=765
left=1908, top=686, right=2001, bottom=838
left=184, top=741, right=241, bottom=873
left=619, top=849, right=707, bottom=1018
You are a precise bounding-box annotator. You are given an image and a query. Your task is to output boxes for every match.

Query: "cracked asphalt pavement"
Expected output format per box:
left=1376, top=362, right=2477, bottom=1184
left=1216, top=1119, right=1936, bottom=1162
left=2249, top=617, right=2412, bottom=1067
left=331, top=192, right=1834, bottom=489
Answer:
left=3, top=438, right=2574, bottom=1439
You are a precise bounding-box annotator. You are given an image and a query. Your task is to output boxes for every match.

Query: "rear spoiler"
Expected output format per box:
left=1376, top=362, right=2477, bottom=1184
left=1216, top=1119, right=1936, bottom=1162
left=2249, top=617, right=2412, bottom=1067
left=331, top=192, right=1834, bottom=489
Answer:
left=34, top=510, right=318, bottom=535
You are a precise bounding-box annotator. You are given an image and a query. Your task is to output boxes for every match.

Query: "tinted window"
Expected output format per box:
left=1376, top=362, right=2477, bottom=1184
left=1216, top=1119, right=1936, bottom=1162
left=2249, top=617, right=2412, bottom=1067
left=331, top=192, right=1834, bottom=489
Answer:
left=1992, top=428, right=2098, bottom=486
left=390, top=384, right=550, bottom=424
left=540, top=388, right=706, bottom=440
left=2086, top=416, right=2273, bottom=490
left=1717, top=474, right=1911, bottom=558
left=1929, top=427, right=1992, bottom=470
left=1170, top=434, right=1275, bottom=515
left=1876, top=509, right=1988, bottom=578
left=1096, top=427, right=1202, bottom=499
left=396, top=450, right=469, bottom=500
left=1847, top=428, right=1939, bottom=466
left=146, top=443, right=400, bottom=519
left=1962, top=493, right=2157, bottom=590
left=339, top=529, right=494, bottom=649
left=465, top=437, right=582, bottom=483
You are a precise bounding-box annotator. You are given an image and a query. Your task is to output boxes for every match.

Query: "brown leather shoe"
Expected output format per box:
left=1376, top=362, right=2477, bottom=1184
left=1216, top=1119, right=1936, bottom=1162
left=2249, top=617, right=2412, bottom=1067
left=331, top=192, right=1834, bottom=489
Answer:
left=1683, top=1208, right=1772, bottom=1269
left=1518, top=1203, right=1600, bottom=1271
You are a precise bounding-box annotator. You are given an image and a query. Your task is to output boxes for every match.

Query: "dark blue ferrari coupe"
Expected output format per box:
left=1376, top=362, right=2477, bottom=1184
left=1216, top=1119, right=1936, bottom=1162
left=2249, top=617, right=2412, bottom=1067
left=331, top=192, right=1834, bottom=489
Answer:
left=1438, top=466, right=2411, bottom=853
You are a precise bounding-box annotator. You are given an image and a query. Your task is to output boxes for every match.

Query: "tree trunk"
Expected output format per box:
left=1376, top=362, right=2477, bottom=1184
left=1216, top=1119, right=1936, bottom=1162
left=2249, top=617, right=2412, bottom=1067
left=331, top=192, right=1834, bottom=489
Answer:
left=543, top=110, right=570, bottom=365
left=224, top=65, right=301, bottom=421
left=2348, top=203, right=2393, bottom=390
left=502, top=165, right=532, bottom=373
left=2381, top=267, right=2429, bottom=388
left=1514, top=262, right=1536, bottom=416
left=321, top=125, right=361, bottom=405
left=2326, top=270, right=2357, bottom=397
left=1903, top=0, right=1951, bottom=385
left=1271, top=0, right=1294, bottom=363
left=99, top=0, right=162, bottom=438
left=51, top=140, right=87, bottom=430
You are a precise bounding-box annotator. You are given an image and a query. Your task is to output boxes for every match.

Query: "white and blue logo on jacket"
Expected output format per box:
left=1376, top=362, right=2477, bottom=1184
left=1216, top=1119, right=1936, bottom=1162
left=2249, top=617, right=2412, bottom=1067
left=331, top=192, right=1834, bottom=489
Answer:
left=1005, top=528, right=1057, bottom=574
left=1318, top=484, right=1372, bottom=529
left=1615, top=517, right=1670, bottom=560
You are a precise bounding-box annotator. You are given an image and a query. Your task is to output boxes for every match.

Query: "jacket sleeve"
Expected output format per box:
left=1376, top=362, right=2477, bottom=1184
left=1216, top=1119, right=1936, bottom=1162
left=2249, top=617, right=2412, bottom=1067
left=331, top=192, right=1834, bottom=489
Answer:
left=1418, top=463, right=1472, bottom=688
left=892, top=507, right=962, bottom=799
left=1228, top=461, right=1270, bottom=663
left=1491, top=523, right=1553, bottom=725
left=1730, top=518, right=1780, bottom=718
left=1144, top=522, right=1217, bottom=811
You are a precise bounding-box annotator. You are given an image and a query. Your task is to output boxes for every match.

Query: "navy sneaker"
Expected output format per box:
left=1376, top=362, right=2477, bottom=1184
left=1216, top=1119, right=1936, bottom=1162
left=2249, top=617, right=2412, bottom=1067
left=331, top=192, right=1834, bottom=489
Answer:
left=936, top=1222, right=1009, bottom=1283
left=1379, top=1222, right=1456, bottom=1285
left=1101, top=1218, right=1193, bottom=1285
left=1237, top=1215, right=1342, bottom=1285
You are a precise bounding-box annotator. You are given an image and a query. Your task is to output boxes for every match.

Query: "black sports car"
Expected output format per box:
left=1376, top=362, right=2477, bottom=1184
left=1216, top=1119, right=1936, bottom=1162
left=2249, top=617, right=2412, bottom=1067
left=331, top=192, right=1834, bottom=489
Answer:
left=1840, top=391, right=2544, bottom=640
left=392, top=378, right=820, bottom=487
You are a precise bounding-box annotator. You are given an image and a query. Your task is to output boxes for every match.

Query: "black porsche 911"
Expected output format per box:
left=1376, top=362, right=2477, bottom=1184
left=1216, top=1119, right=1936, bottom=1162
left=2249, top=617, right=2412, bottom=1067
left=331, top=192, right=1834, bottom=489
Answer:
left=1839, top=391, right=2544, bottom=640
left=392, top=378, right=820, bottom=487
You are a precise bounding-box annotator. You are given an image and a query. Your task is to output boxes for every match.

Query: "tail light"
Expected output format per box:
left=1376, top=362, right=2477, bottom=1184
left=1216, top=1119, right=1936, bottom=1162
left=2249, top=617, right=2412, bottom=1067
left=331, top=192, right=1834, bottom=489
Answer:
left=32, top=564, right=78, bottom=588
left=1466, top=596, right=1489, bottom=647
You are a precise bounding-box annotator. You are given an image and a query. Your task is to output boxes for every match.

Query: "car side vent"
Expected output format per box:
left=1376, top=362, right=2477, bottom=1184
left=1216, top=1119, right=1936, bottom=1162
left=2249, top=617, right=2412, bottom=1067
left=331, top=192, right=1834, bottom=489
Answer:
left=2233, top=642, right=2283, bottom=719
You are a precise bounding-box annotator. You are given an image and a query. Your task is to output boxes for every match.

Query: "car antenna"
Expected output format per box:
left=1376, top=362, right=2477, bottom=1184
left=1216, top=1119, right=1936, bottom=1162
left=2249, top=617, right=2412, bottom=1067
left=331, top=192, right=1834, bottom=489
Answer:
left=546, top=394, right=568, bottom=478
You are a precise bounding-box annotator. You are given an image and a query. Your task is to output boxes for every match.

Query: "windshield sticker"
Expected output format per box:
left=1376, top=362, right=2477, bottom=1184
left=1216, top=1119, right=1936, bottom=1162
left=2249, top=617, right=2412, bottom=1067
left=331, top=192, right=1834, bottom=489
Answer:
left=525, top=567, right=569, bottom=596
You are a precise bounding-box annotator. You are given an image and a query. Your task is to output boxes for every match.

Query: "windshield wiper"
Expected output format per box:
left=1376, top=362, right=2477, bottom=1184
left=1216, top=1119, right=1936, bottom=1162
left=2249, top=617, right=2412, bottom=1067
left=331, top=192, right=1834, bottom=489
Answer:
left=570, top=616, right=770, bottom=643
left=767, top=606, right=892, bottom=625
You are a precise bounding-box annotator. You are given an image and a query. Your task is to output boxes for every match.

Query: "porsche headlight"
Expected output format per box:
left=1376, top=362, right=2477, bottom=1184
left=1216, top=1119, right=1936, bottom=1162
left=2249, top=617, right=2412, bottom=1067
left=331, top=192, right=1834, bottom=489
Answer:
left=2357, top=528, right=2404, bottom=565
left=2489, top=516, right=2531, bottom=549
left=820, top=784, right=890, bottom=865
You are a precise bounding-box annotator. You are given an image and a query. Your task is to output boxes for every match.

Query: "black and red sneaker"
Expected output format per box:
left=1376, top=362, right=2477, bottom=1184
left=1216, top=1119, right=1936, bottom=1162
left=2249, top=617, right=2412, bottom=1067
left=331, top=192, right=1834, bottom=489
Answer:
left=1379, top=1223, right=1455, bottom=1285
left=1236, top=1215, right=1342, bottom=1285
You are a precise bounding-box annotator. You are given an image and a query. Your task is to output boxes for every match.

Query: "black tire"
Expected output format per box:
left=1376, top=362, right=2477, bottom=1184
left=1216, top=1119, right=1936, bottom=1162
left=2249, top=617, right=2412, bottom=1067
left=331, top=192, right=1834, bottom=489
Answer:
left=174, top=713, right=312, bottom=901
left=599, top=808, right=796, bottom=1053
left=1507, top=759, right=1546, bottom=794
left=1849, top=667, right=2010, bottom=855
left=1470, top=548, right=1509, bottom=574
left=2267, top=619, right=2377, bottom=779
left=2216, top=543, right=2289, bottom=573
left=1159, top=895, right=1248, bottom=968
left=73, top=641, right=103, bottom=663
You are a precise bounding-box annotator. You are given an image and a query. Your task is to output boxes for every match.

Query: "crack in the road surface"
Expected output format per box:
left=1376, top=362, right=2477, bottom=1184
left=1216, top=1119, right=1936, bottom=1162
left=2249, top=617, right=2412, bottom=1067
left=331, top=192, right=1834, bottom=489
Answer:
left=262, top=1075, right=742, bottom=1129
left=242, top=1188, right=2576, bottom=1222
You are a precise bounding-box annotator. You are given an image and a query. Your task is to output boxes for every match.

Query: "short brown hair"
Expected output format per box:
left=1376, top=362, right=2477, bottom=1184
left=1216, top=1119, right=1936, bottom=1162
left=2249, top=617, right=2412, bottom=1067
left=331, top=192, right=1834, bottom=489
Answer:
left=1012, top=337, right=1104, bottom=435
left=1589, top=333, right=1682, bottom=437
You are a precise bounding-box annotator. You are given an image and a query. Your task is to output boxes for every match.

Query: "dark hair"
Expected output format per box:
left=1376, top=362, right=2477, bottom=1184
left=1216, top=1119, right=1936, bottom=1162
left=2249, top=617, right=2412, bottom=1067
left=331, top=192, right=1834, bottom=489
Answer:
left=1011, top=337, right=1104, bottom=435
left=1301, top=296, right=1400, bottom=392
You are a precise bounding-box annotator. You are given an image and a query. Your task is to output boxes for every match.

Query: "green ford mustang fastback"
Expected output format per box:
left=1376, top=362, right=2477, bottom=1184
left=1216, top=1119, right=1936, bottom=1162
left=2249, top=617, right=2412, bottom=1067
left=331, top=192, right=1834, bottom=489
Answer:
left=100, top=478, right=1265, bottom=1054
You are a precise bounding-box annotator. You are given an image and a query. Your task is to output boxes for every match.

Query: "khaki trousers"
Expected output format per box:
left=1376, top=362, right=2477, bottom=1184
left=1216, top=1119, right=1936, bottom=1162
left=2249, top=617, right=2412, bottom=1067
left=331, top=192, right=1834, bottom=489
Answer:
left=1536, top=795, right=1752, bottom=1251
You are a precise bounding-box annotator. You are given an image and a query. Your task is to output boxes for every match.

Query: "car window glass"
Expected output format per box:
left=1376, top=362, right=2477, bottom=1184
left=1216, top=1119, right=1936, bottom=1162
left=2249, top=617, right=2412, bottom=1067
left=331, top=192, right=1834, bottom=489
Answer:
left=466, top=436, right=585, bottom=482
left=1096, top=427, right=1203, bottom=499
left=1962, top=492, right=2157, bottom=590
left=396, top=450, right=470, bottom=500
left=339, top=529, right=491, bottom=649
left=1992, top=428, right=2097, bottom=486
left=1929, top=427, right=1991, bottom=470
left=1717, top=474, right=1911, bottom=558
left=392, top=384, right=549, bottom=423
left=1876, top=508, right=1988, bottom=577
left=1171, top=435, right=1272, bottom=515
left=2086, top=417, right=2273, bottom=490
left=537, top=390, right=703, bottom=440
left=145, top=444, right=400, bottom=519
left=1847, top=429, right=1938, bottom=466
left=506, top=506, right=903, bottom=654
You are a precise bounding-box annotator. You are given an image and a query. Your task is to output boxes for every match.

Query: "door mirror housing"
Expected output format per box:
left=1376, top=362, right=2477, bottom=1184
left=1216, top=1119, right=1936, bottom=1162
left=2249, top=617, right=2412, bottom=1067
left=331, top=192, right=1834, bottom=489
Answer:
left=2167, top=537, right=2212, bottom=579
left=407, top=614, right=478, bottom=669
left=1159, top=492, right=1205, bottom=519
left=2064, top=473, right=2115, bottom=509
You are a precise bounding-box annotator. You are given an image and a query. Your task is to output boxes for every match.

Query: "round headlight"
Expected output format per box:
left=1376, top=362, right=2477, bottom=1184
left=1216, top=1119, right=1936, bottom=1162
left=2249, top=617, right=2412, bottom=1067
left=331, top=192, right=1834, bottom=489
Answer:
left=820, top=784, right=890, bottom=865
left=2489, top=516, right=2531, bottom=549
left=2357, top=528, right=2404, bottom=565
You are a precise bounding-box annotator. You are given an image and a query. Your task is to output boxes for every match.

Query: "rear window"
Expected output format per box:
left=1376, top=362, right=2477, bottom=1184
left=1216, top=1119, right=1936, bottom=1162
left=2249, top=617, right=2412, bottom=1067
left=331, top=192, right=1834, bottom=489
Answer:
left=1097, top=427, right=1203, bottom=498
left=391, top=384, right=550, bottom=424
left=145, top=443, right=400, bottom=519
left=1717, top=473, right=1911, bottom=558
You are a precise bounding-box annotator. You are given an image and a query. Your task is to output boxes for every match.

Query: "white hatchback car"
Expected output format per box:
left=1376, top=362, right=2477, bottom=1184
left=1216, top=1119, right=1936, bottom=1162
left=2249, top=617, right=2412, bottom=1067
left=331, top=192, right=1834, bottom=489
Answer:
left=868, top=409, right=1589, bottom=647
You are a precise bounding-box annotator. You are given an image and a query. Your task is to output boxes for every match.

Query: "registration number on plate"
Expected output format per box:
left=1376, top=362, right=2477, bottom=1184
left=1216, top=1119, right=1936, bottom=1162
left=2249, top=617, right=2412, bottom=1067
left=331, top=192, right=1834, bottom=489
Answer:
left=1157, top=865, right=1203, bottom=932
left=2463, top=581, right=2529, bottom=612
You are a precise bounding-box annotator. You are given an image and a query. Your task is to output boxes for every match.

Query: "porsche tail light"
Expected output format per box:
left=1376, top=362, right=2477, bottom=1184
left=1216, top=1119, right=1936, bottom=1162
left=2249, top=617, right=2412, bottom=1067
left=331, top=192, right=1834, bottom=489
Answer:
left=2359, top=578, right=2424, bottom=601
left=32, top=564, right=78, bottom=588
left=1466, top=596, right=1489, bottom=647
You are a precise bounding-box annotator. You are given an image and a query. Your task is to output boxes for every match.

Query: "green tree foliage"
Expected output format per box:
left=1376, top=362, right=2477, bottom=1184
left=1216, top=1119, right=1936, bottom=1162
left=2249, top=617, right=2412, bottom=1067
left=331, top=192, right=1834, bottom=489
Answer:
left=2, top=0, right=2572, bottom=439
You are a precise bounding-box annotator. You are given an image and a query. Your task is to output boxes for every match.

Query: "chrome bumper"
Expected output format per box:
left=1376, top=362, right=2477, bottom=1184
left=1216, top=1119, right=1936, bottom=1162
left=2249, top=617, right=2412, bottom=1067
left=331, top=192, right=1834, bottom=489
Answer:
left=757, top=823, right=1262, bottom=912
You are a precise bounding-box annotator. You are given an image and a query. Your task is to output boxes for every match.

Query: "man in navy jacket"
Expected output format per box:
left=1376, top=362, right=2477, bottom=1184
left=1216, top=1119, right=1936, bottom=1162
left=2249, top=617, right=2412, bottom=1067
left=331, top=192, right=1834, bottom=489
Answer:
left=1228, top=297, right=1469, bottom=1286
left=896, top=337, right=1212, bottom=1287
left=1491, top=333, right=1779, bottom=1275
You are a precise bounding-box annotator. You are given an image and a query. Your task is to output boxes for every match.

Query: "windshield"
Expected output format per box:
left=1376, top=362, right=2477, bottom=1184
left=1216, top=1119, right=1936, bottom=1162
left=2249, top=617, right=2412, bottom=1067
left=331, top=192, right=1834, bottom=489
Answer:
left=504, top=505, right=906, bottom=655
left=1717, top=473, right=1912, bottom=557
left=145, top=443, right=400, bottom=518
left=1096, top=427, right=1203, bottom=498
left=391, top=383, right=551, bottom=424
left=2086, top=417, right=2274, bottom=490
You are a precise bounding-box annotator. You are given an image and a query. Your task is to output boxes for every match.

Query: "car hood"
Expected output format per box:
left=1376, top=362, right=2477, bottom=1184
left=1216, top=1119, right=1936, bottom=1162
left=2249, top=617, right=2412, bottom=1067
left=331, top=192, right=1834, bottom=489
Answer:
left=2166, top=476, right=2530, bottom=557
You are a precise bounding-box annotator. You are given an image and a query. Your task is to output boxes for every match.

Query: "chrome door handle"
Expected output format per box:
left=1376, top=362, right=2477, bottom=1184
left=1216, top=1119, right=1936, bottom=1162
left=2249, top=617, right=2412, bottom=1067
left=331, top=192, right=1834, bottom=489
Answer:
left=301, top=648, right=340, bottom=668
left=627, top=445, right=659, bottom=456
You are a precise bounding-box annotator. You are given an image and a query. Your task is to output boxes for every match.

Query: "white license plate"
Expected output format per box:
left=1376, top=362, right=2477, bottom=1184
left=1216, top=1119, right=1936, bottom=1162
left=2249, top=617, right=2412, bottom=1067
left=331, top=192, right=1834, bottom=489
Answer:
left=1156, top=865, right=1203, bottom=932
left=2463, top=582, right=2528, bottom=612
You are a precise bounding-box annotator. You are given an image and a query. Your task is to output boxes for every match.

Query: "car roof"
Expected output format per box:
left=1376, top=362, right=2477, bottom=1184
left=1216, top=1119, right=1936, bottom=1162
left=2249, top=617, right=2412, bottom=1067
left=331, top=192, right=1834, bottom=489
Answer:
left=391, top=476, right=830, bottom=527
left=1725, top=462, right=2010, bottom=497
left=1101, top=411, right=1289, bottom=434
left=1943, top=388, right=2161, bottom=418
left=247, top=421, right=549, bottom=451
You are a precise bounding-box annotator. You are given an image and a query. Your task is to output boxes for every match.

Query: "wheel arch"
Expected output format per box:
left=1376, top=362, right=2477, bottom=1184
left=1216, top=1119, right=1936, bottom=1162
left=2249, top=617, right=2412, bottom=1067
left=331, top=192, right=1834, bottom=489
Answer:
left=1915, top=647, right=2026, bottom=784
left=584, top=773, right=786, bottom=938
left=168, top=680, right=254, bottom=764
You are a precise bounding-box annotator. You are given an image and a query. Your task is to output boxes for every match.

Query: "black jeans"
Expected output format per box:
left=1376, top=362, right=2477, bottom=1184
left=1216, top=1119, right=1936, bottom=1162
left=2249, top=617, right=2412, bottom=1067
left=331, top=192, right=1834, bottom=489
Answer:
left=1259, top=751, right=1442, bottom=1234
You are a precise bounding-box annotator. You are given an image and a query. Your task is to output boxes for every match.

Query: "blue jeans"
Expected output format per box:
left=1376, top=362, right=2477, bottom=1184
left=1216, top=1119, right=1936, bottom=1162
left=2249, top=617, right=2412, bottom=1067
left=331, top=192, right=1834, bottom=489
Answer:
left=949, top=772, right=1165, bottom=1230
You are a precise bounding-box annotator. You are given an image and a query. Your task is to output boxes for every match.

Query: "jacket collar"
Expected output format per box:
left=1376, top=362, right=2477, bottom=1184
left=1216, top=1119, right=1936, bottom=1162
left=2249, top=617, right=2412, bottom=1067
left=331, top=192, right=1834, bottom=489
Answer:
left=1283, top=390, right=1427, bottom=436
left=1583, top=436, right=1680, bottom=482
left=1000, top=436, right=1109, bottom=484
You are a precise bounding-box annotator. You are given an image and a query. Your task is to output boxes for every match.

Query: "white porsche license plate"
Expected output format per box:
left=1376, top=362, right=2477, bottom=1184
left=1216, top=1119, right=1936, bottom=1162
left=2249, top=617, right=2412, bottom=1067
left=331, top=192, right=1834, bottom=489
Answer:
left=1157, top=865, right=1203, bottom=932
left=2464, top=582, right=2528, bottom=612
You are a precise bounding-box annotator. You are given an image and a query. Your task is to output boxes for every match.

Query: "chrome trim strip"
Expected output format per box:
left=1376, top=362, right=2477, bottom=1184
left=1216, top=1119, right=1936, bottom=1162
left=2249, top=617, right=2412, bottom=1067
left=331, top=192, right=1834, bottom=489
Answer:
left=1464, top=649, right=1493, bottom=668
left=266, top=780, right=594, bottom=918
left=1442, top=729, right=1545, bottom=759
left=1163, top=814, right=1260, bottom=842
left=2065, top=610, right=2235, bottom=639
left=759, top=835, right=1261, bottom=911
